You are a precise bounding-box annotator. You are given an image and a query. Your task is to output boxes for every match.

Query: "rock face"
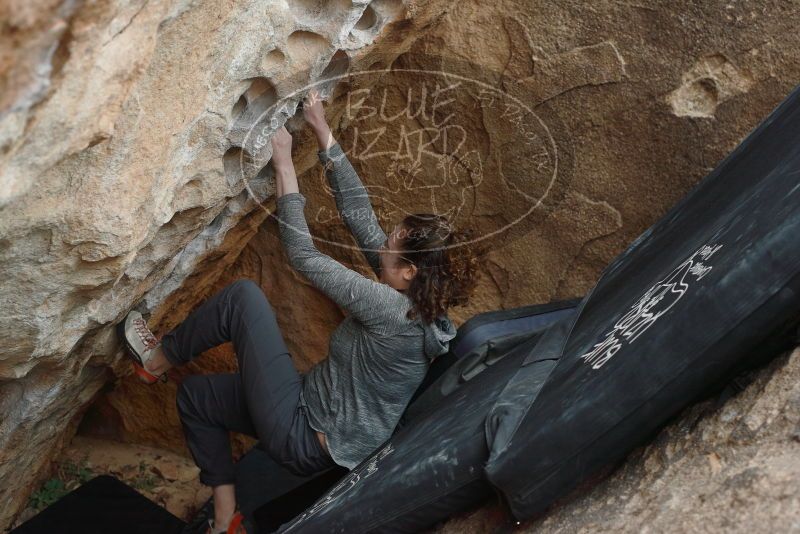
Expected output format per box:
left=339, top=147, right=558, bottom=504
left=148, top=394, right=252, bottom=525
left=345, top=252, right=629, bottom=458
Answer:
left=0, top=0, right=448, bottom=527
left=1, top=0, right=800, bottom=531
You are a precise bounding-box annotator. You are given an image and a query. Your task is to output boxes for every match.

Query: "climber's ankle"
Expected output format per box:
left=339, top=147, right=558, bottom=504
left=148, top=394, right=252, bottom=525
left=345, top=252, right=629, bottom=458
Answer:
left=145, top=346, right=173, bottom=374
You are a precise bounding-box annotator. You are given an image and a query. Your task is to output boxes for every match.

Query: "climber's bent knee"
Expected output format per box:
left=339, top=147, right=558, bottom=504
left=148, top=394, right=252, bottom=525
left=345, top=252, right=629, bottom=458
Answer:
left=227, top=278, right=275, bottom=314
left=228, top=278, right=261, bottom=296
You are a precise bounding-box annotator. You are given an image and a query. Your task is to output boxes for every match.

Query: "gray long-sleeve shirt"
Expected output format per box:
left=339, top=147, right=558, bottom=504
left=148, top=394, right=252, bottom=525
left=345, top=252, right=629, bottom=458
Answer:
left=275, top=142, right=457, bottom=470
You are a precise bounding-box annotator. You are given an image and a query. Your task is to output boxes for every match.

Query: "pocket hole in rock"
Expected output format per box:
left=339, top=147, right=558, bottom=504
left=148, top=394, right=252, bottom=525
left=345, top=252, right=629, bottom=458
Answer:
left=232, top=95, right=247, bottom=120
left=368, top=60, right=387, bottom=72
left=287, top=30, right=331, bottom=69
left=354, top=5, right=378, bottom=30
left=317, top=49, right=350, bottom=99
left=292, top=0, right=351, bottom=25
left=231, top=77, right=279, bottom=127
left=246, top=161, right=275, bottom=203
left=262, top=48, right=286, bottom=72
left=223, top=147, right=256, bottom=188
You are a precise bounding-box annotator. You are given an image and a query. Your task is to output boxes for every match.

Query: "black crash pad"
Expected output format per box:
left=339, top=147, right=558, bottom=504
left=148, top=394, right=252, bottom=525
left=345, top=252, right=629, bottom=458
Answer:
left=484, top=83, right=800, bottom=521
left=10, top=475, right=186, bottom=534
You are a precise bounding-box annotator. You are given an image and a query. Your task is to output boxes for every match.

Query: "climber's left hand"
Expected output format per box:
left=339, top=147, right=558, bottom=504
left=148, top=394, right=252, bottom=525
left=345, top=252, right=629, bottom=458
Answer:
left=270, top=126, right=293, bottom=170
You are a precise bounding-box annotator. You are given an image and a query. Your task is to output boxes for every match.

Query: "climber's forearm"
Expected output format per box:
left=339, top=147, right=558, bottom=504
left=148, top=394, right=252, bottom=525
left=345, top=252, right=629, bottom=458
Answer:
left=271, top=126, right=298, bottom=199
left=310, top=120, right=336, bottom=152
left=274, top=162, right=299, bottom=198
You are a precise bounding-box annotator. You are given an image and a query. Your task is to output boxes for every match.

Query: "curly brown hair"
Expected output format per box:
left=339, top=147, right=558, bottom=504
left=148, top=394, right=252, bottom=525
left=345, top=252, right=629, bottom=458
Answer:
left=396, top=213, right=480, bottom=324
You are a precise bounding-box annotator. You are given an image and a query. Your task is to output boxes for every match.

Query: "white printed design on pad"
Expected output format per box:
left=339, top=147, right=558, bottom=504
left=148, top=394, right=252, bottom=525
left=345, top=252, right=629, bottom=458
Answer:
left=580, top=243, right=723, bottom=370
left=281, top=442, right=396, bottom=530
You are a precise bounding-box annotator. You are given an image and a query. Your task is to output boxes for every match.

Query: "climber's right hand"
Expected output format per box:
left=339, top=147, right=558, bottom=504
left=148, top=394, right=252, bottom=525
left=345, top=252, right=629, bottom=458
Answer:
left=303, top=89, right=336, bottom=151
left=302, top=89, right=327, bottom=131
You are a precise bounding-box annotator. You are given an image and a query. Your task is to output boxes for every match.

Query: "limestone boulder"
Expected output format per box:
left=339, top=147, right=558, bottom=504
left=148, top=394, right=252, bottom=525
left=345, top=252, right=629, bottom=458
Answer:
left=0, top=0, right=448, bottom=527
left=3, top=0, right=800, bottom=530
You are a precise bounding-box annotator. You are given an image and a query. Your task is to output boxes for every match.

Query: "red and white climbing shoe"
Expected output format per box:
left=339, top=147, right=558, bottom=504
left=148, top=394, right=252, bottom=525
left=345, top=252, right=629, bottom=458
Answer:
left=206, top=511, right=246, bottom=534
left=117, top=310, right=168, bottom=384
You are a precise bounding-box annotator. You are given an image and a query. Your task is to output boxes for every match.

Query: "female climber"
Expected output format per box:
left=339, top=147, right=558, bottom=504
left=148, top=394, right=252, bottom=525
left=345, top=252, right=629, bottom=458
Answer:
left=117, top=88, right=478, bottom=534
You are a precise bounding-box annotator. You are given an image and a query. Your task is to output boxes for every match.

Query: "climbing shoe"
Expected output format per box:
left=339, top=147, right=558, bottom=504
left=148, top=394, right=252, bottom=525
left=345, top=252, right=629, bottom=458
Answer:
left=206, top=511, right=246, bottom=534
left=117, top=310, right=168, bottom=384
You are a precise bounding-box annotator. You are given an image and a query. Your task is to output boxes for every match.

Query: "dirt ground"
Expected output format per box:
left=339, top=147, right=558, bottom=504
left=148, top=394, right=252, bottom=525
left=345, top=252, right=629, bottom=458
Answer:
left=8, top=435, right=210, bottom=531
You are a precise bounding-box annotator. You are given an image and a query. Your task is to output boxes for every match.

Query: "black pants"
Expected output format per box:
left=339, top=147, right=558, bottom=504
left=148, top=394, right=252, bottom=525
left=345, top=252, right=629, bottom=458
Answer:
left=161, top=278, right=336, bottom=486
